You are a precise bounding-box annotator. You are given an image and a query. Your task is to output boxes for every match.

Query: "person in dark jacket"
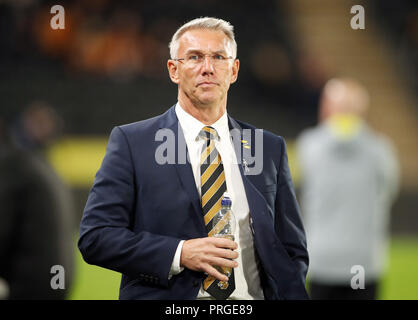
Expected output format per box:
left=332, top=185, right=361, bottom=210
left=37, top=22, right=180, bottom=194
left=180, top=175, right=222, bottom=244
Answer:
left=0, top=103, right=74, bottom=299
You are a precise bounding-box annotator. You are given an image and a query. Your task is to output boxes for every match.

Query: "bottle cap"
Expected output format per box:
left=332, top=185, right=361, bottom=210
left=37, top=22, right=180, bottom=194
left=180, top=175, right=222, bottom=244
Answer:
left=221, top=192, right=232, bottom=207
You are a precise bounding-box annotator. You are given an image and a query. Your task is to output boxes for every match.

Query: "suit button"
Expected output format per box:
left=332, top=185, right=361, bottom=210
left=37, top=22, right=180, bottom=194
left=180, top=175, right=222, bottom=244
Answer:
left=192, top=280, right=200, bottom=287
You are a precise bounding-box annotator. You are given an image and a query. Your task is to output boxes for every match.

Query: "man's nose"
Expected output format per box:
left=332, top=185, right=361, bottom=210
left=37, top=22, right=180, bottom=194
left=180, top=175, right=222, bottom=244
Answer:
left=201, top=55, right=215, bottom=74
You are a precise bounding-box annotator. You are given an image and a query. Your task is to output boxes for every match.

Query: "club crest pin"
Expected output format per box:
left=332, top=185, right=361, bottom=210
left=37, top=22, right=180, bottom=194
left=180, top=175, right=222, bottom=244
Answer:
left=241, top=140, right=250, bottom=149
left=218, top=280, right=229, bottom=290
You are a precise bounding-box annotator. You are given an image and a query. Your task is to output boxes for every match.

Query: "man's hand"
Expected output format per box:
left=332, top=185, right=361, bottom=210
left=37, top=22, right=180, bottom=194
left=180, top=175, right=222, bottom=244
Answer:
left=180, top=237, right=239, bottom=282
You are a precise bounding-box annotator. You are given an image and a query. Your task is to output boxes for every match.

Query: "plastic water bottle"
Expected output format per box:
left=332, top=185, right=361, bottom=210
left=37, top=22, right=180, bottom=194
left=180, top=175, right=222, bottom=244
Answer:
left=212, top=192, right=236, bottom=284
left=212, top=192, right=236, bottom=241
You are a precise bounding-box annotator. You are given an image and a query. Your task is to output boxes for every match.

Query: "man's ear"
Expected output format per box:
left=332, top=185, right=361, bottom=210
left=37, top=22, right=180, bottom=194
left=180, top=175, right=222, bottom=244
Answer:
left=167, top=60, right=180, bottom=84
left=230, top=58, right=240, bottom=84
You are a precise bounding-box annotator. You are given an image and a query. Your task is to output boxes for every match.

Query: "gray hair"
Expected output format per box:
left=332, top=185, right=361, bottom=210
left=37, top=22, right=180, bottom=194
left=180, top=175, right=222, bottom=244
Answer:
left=169, top=17, right=237, bottom=59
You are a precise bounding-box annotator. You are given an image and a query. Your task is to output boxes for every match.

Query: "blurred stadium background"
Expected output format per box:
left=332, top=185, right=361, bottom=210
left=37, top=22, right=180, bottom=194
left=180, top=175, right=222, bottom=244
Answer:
left=1, top=0, right=417, bottom=299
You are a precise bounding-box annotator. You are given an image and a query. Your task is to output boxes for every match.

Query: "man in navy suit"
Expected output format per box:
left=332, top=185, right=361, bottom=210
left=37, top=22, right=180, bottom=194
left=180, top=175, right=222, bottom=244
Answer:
left=78, top=17, right=309, bottom=300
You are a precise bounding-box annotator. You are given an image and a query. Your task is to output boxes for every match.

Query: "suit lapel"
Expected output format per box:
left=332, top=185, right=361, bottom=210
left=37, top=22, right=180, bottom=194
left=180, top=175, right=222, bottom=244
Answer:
left=228, top=116, right=279, bottom=291
left=227, top=116, right=270, bottom=222
left=161, top=106, right=206, bottom=234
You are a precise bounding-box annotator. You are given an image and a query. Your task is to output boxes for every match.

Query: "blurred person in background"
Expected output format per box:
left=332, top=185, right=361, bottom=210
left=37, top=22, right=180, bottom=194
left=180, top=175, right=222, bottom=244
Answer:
left=10, top=101, right=62, bottom=152
left=296, top=78, right=400, bottom=300
left=0, top=102, right=74, bottom=299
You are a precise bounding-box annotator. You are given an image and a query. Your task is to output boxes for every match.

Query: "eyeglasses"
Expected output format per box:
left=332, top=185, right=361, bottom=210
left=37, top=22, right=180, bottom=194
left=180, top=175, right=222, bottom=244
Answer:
left=173, top=53, right=235, bottom=68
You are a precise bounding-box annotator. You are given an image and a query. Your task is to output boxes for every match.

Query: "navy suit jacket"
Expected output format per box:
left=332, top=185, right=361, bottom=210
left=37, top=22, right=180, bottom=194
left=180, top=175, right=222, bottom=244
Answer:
left=78, top=105, right=309, bottom=300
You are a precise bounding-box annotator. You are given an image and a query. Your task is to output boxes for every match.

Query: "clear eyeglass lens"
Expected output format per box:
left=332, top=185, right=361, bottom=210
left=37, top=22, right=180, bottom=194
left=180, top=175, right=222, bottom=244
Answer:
left=185, top=54, right=229, bottom=66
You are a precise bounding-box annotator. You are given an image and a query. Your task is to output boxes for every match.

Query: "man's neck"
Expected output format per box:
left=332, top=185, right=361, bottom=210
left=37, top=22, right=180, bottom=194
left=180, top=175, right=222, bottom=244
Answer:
left=178, top=96, right=226, bottom=125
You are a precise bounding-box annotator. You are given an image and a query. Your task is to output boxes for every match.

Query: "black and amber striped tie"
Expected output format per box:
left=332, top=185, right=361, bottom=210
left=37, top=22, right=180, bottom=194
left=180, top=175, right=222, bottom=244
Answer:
left=199, top=126, right=235, bottom=300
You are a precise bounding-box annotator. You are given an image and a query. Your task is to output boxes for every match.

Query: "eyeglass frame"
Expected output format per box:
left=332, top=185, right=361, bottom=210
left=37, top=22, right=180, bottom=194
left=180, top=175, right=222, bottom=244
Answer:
left=172, top=51, right=236, bottom=67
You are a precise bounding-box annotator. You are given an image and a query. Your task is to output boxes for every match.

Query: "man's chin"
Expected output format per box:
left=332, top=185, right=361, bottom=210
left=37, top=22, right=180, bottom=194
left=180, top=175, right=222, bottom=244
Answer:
left=196, top=95, right=218, bottom=106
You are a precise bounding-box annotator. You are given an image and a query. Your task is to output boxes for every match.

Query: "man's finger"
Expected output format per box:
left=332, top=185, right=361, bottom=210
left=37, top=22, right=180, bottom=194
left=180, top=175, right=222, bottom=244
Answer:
left=211, top=247, right=239, bottom=260
left=209, top=257, right=238, bottom=269
left=208, top=237, right=238, bottom=250
left=203, top=265, right=229, bottom=282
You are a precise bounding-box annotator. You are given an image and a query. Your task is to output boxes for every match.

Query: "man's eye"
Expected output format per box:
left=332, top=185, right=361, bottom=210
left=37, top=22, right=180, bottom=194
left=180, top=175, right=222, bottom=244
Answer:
left=188, top=55, right=200, bottom=61
left=214, top=55, right=225, bottom=60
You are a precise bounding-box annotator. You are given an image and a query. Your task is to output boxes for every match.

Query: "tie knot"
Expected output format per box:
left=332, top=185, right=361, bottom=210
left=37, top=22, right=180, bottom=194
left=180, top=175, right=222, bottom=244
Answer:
left=199, top=126, right=219, bottom=141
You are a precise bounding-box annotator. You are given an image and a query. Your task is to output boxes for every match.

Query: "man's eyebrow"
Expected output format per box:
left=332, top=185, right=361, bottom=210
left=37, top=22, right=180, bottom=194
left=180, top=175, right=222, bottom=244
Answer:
left=184, top=49, right=228, bottom=55
left=213, top=50, right=228, bottom=55
left=184, top=49, right=203, bottom=55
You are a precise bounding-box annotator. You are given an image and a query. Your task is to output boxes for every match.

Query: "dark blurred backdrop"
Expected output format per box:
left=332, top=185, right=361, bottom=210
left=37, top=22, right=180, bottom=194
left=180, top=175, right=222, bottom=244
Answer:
left=0, top=0, right=417, bottom=235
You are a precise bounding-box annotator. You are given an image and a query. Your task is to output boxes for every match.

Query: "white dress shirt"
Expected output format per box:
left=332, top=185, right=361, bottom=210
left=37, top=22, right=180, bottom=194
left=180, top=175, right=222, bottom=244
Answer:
left=169, top=103, right=264, bottom=300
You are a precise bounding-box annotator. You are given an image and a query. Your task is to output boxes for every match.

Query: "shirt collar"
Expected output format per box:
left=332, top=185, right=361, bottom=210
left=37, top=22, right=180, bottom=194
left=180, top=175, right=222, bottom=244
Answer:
left=175, top=102, right=229, bottom=142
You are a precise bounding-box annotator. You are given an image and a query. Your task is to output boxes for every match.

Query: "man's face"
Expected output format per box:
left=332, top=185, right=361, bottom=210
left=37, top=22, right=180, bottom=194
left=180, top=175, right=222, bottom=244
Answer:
left=168, top=29, right=239, bottom=108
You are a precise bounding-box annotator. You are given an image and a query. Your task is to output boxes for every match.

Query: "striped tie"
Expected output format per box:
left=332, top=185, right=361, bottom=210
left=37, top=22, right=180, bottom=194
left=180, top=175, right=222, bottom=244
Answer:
left=199, top=126, right=235, bottom=300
